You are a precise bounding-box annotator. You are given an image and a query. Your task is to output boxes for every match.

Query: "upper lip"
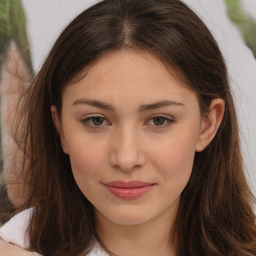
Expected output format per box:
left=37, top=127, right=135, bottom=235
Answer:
left=103, top=180, right=155, bottom=188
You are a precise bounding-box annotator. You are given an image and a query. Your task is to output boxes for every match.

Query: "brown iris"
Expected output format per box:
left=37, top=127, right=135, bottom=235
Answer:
left=92, top=117, right=105, bottom=126
left=152, top=117, right=166, bottom=126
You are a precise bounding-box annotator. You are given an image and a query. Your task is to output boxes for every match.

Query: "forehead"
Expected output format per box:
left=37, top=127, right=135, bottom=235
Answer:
left=62, top=50, right=197, bottom=107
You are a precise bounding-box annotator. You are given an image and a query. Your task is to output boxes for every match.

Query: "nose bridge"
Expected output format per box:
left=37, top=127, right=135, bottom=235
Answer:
left=110, top=124, right=145, bottom=171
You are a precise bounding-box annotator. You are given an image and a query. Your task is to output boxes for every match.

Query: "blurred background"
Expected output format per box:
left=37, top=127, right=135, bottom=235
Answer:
left=0, top=0, right=256, bottom=211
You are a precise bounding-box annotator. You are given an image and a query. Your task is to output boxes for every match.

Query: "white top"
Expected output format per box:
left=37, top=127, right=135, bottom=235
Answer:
left=0, top=209, right=108, bottom=256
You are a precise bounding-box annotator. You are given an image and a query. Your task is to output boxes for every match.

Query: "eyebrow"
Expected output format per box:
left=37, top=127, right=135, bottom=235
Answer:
left=138, top=100, right=184, bottom=112
left=72, top=99, right=184, bottom=112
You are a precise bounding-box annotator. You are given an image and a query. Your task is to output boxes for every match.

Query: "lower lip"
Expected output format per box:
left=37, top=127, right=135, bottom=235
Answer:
left=105, top=185, right=154, bottom=199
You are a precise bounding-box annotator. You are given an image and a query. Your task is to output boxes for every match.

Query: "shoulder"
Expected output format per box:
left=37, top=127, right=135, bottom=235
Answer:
left=0, top=209, right=106, bottom=256
left=0, top=208, right=33, bottom=249
left=0, top=239, right=40, bottom=255
left=0, top=239, right=105, bottom=256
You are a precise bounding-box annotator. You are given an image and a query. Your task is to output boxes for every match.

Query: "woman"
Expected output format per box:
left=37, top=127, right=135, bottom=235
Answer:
left=0, top=0, right=256, bottom=255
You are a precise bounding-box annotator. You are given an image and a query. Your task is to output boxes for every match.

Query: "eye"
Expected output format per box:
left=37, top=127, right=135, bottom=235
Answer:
left=146, top=116, right=174, bottom=127
left=82, top=116, right=110, bottom=128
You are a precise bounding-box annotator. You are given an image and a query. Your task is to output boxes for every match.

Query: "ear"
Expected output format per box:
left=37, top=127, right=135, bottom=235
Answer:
left=50, top=105, right=69, bottom=154
left=196, top=98, right=225, bottom=152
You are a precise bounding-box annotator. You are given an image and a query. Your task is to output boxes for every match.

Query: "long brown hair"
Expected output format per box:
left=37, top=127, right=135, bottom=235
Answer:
left=9, top=0, right=256, bottom=255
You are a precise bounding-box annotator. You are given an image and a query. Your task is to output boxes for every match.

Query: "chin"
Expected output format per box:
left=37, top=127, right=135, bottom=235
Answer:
left=96, top=206, right=155, bottom=226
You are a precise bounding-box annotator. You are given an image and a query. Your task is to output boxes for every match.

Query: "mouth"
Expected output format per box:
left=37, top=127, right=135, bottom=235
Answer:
left=103, top=180, right=155, bottom=200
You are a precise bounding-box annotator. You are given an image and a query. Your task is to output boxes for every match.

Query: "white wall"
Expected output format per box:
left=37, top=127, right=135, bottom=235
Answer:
left=22, top=0, right=256, bottom=193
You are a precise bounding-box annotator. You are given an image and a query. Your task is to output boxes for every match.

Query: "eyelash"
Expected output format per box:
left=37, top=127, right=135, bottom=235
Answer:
left=146, top=116, right=174, bottom=127
left=81, top=116, right=110, bottom=128
left=81, top=115, right=174, bottom=129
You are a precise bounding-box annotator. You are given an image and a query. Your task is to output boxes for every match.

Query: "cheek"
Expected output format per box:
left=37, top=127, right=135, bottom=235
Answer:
left=151, top=133, right=197, bottom=191
left=67, top=138, right=105, bottom=188
left=67, top=142, right=104, bottom=203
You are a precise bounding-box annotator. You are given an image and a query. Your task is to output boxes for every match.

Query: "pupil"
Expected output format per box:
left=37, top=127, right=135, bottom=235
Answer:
left=93, top=117, right=104, bottom=126
left=153, top=117, right=165, bottom=126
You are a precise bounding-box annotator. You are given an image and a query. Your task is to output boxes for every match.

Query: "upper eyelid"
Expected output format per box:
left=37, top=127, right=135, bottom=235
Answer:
left=82, top=113, right=106, bottom=118
left=146, top=116, right=174, bottom=124
left=147, top=114, right=174, bottom=121
left=147, top=114, right=175, bottom=123
left=81, top=114, right=108, bottom=121
left=82, top=115, right=109, bottom=121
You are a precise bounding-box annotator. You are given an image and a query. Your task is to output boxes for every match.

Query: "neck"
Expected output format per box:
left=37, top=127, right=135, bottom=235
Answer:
left=95, top=203, right=178, bottom=256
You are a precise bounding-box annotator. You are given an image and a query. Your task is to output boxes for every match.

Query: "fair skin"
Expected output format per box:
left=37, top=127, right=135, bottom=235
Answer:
left=1, top=50, right=224, bottom=255
left=0, top=239, right=36, bottom=256
left=51, top=50, right=224, bottom=256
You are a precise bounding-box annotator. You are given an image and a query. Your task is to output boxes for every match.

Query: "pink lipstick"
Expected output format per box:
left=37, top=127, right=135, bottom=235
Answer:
left=103, top=181, right=154, bottom=199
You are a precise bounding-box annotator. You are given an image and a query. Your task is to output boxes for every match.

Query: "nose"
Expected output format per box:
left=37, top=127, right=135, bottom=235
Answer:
left=109, top=126, right=146, bottom=172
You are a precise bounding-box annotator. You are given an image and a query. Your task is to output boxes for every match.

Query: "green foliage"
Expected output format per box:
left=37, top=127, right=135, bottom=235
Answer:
left=0, top=0, right=34, bottom=72
left=224, top=0, right=256, bottom=58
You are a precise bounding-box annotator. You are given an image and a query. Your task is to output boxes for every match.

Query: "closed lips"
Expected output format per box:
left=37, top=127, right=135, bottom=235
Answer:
left=104, top=181, right=155, bottom=188
left=103, top=181, right=155, bottom=199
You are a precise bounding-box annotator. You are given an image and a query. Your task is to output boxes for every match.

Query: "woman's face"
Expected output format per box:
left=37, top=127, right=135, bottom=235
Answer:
left=54, top=50, right=205, bottom=226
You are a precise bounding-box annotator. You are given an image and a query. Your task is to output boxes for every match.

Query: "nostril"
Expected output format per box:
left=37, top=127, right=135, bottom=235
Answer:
left=109, top=150, right=146, bottom=172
